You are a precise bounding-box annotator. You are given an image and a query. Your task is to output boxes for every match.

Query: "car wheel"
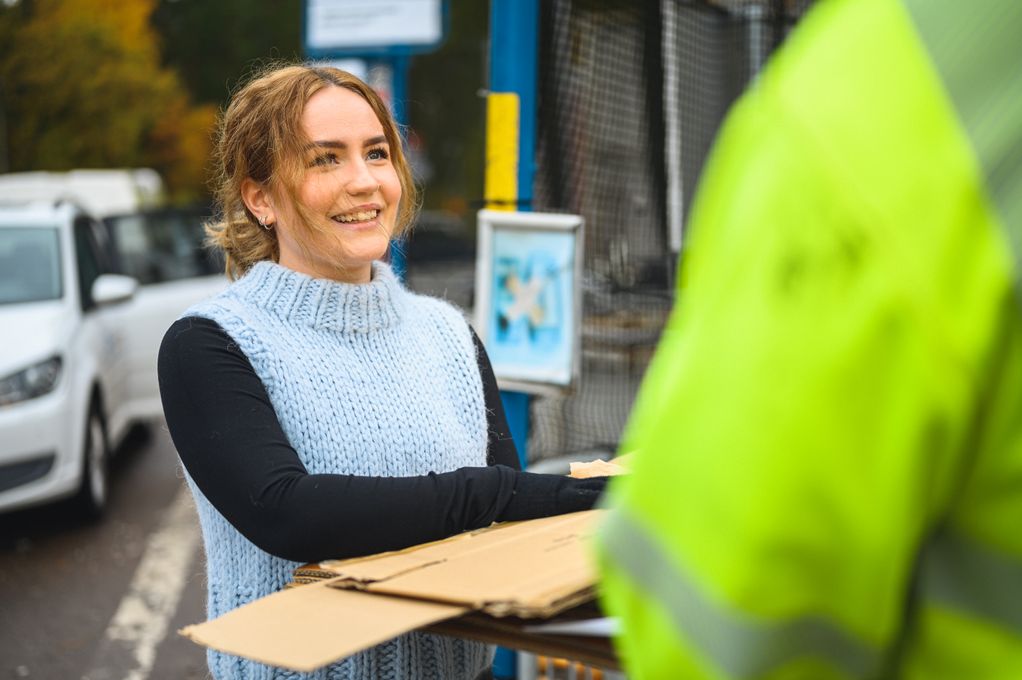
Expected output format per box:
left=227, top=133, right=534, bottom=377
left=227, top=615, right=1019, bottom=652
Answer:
left=74, top=401, right=109, bottom=518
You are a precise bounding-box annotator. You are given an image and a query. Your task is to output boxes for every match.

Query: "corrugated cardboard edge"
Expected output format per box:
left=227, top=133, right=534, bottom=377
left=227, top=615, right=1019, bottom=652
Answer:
left=365, top=561, right=596, bottom=618
left=318, top=519, right=514, bottom=570
left=316, top=517, right=545, bottom=585
left=480, top=586, right=596, bottom=618
left=290, top=513, right=596, bottom=588
left=322, top=511, right=600, bottom=596
left=178, top=579, right=467, bottom=673
left=335, top=511, right=600, bottom=617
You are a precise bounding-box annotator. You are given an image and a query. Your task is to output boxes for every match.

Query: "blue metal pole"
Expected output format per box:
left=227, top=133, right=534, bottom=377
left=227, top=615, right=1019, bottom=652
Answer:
left=388, top=54, right=410, bottom=281
left=489, top=1, right=539, bottom=677
left=490, top=1, right=538, bottom=209
left=499, top=391, right=530, bottom=470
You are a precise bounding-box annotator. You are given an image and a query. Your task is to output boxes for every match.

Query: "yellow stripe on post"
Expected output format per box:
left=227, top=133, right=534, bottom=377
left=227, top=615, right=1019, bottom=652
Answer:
left=485, top=92, right=520, bottom=211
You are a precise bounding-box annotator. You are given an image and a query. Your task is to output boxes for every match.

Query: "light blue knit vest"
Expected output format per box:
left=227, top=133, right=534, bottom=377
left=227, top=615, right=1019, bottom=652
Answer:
left=182, top=260, right=492, bottom=680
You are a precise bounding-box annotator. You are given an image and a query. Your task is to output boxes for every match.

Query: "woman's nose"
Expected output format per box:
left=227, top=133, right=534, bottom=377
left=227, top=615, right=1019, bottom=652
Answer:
left=345, top=161, right=378, bottom=195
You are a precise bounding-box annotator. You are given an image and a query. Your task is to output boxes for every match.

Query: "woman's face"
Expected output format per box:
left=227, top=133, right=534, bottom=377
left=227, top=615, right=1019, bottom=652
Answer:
left=273, top=86, right=402, bottom=283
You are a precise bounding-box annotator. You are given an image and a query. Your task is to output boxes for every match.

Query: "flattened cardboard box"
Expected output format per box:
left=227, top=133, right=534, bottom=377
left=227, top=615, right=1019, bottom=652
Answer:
left=180, top=509, right=608, bottom=673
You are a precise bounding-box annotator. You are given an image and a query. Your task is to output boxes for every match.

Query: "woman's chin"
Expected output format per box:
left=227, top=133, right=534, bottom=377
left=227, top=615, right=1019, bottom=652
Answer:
left=336, top=245, right=393, bottom=274
left=328, top=233, right=392, bottom=263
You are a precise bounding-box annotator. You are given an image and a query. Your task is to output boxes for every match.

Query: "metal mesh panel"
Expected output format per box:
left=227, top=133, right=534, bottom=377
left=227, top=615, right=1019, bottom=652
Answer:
left=669, top=0, right=814, bottom=235
left=527, top=0, right=814, bottom=465
left=531, top=0, right=670, bottom=463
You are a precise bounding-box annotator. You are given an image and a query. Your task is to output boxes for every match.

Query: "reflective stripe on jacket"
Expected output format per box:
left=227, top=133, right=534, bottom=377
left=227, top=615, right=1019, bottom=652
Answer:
left=597, top=0, right=1022, bottom=677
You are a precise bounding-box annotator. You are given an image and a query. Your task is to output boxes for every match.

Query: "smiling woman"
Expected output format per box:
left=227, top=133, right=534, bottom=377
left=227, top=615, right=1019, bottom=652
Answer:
left=204, top=66, right=418, bottom=282
left=241, top=85, right=404, bottom=283
left=156, top=64, right=610, bottom=680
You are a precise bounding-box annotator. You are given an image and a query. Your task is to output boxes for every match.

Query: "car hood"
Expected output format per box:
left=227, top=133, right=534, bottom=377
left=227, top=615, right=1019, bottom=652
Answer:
left=0, top=301, right=69, bottom=377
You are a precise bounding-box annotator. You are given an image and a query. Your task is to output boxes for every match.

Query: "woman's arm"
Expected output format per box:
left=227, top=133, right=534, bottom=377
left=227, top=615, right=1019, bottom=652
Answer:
left=158, top=317, right=602, bottom=563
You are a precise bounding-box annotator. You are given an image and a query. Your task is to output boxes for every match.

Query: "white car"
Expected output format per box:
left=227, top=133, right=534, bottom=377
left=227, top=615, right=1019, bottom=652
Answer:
left=0, top=199, right=225, bottom=516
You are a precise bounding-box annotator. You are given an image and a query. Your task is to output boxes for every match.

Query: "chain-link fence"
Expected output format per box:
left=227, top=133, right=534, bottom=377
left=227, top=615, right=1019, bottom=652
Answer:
left=525, top=0, right=815, bottom=466
left=405, top=0, right=816, bottom=468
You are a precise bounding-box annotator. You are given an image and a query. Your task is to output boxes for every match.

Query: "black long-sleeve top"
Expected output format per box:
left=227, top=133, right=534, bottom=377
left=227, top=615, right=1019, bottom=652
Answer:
left=158, top=317, right=605, bottom=564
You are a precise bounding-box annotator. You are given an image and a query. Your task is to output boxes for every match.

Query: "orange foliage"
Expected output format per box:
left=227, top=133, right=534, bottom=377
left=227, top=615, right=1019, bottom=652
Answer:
left=0, top=0, right=215, bottom=201
left=147, top=99, right=218, bottom=203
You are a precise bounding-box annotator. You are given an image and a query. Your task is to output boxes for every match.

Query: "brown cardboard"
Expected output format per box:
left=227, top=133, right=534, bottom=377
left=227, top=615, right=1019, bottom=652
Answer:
left=179, top=509, right=608, bottom=672
left=179, top=580, right=468, bottom=672
left=569, top=458, right=628, bottom=478
left=319, top=509, right=600, bottom=617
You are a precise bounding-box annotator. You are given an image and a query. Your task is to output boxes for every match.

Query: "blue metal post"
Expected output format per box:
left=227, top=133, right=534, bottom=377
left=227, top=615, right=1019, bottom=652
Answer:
left=499, top=391, right=530, bottom=470
left=490, top=0, right=538, bottom=209
left=489, top=0, right=539, bottom=677
left=388, top=55, right=410, bottom=281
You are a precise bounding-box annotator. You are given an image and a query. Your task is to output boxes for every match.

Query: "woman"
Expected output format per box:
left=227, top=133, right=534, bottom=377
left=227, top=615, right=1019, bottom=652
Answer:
left=158, top=64, right=607, bottom=680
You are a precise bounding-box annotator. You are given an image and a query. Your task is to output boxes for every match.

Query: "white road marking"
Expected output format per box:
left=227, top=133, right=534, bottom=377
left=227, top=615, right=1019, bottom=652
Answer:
left=84, top=486, right=201, bottom=680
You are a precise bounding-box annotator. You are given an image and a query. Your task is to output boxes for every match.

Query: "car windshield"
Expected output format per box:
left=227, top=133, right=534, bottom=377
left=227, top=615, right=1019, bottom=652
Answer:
left=0, top=227, right=62, bottom=305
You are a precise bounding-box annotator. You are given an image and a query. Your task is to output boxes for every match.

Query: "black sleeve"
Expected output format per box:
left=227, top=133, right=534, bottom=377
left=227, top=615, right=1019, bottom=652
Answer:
left=158, top=317, right=605, bottom=564
left=470, top=328, right=521, bottom=470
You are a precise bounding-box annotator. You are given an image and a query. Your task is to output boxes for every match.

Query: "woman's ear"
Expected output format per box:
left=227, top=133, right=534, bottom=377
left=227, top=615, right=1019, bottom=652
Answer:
left=241, top=178, right=275, bottom=225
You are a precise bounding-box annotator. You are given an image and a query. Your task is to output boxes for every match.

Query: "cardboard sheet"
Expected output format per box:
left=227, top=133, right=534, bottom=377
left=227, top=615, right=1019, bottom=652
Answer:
left=568, top=452, right=633, bottom=479
left=319, top=510, right=600, bottom=617
left=179, top=580, right=467, bottom=672
left=179, top=509, right=610, bottom=672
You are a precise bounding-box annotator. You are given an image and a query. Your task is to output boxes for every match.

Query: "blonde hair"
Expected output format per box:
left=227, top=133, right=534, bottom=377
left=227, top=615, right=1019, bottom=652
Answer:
left=206, top=63, right=419, bottom=280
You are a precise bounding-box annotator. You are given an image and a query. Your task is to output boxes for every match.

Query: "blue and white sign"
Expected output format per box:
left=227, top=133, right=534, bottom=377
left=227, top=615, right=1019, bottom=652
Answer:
left=304, top=0, right=446, bottom=58
left=474, top=210, right=584, bottom=392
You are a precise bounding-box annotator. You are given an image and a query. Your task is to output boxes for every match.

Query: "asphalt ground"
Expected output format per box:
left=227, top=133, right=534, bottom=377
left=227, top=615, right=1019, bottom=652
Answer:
left=0, top=422, right=207, bottom=680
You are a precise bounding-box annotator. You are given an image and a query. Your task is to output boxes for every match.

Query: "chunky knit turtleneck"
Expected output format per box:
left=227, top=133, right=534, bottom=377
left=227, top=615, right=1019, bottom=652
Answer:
left=180, top=260, right=492, bottom=680
left=228, top=260, right=408, bottom=334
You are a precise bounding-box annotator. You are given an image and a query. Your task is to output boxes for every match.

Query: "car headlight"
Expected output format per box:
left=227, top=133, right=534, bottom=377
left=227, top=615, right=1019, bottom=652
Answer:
left=0, top=356, right=63, bottom=407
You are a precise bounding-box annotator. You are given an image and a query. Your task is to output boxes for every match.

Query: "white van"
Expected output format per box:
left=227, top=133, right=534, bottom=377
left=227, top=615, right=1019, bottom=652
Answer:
left=0, top=200, right=142, bottom=515
left=0, top=199, right=225, bottom=516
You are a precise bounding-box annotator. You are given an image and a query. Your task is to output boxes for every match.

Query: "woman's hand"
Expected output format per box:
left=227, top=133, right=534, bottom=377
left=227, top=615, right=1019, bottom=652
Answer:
left=499, top=471, right=610, bottom=522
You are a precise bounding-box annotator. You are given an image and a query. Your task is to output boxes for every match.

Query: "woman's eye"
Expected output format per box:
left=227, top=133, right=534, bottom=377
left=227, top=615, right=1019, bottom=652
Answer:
left=367, top=147, right=389, bottom=161
left=310, top=152, right=339, bottom=167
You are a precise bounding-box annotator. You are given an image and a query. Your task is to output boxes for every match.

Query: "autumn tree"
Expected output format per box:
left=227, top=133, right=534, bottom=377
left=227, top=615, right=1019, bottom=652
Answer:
left=0, top=0, right=215, bottom=201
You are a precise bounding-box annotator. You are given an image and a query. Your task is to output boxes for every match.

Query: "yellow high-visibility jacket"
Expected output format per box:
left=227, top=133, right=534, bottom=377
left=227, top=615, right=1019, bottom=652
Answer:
left=597, top=0, right=1022, bottom=677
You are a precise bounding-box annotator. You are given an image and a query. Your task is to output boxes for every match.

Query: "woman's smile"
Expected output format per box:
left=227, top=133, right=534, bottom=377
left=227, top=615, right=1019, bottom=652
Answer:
left=331, top=204, right=383, bottom=228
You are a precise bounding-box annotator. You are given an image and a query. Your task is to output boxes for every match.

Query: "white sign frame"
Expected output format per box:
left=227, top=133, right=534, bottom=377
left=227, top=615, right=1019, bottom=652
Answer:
left=474, top=210, right=585, bottom=395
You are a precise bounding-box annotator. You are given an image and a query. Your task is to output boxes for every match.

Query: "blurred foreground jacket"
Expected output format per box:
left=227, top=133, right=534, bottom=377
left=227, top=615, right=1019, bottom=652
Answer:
left=596, top=0, right=1022, bottom=677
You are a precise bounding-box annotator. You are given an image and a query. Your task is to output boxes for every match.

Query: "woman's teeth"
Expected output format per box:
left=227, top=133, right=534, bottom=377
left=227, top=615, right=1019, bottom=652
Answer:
left=334, top=209, right=379, bottom=223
